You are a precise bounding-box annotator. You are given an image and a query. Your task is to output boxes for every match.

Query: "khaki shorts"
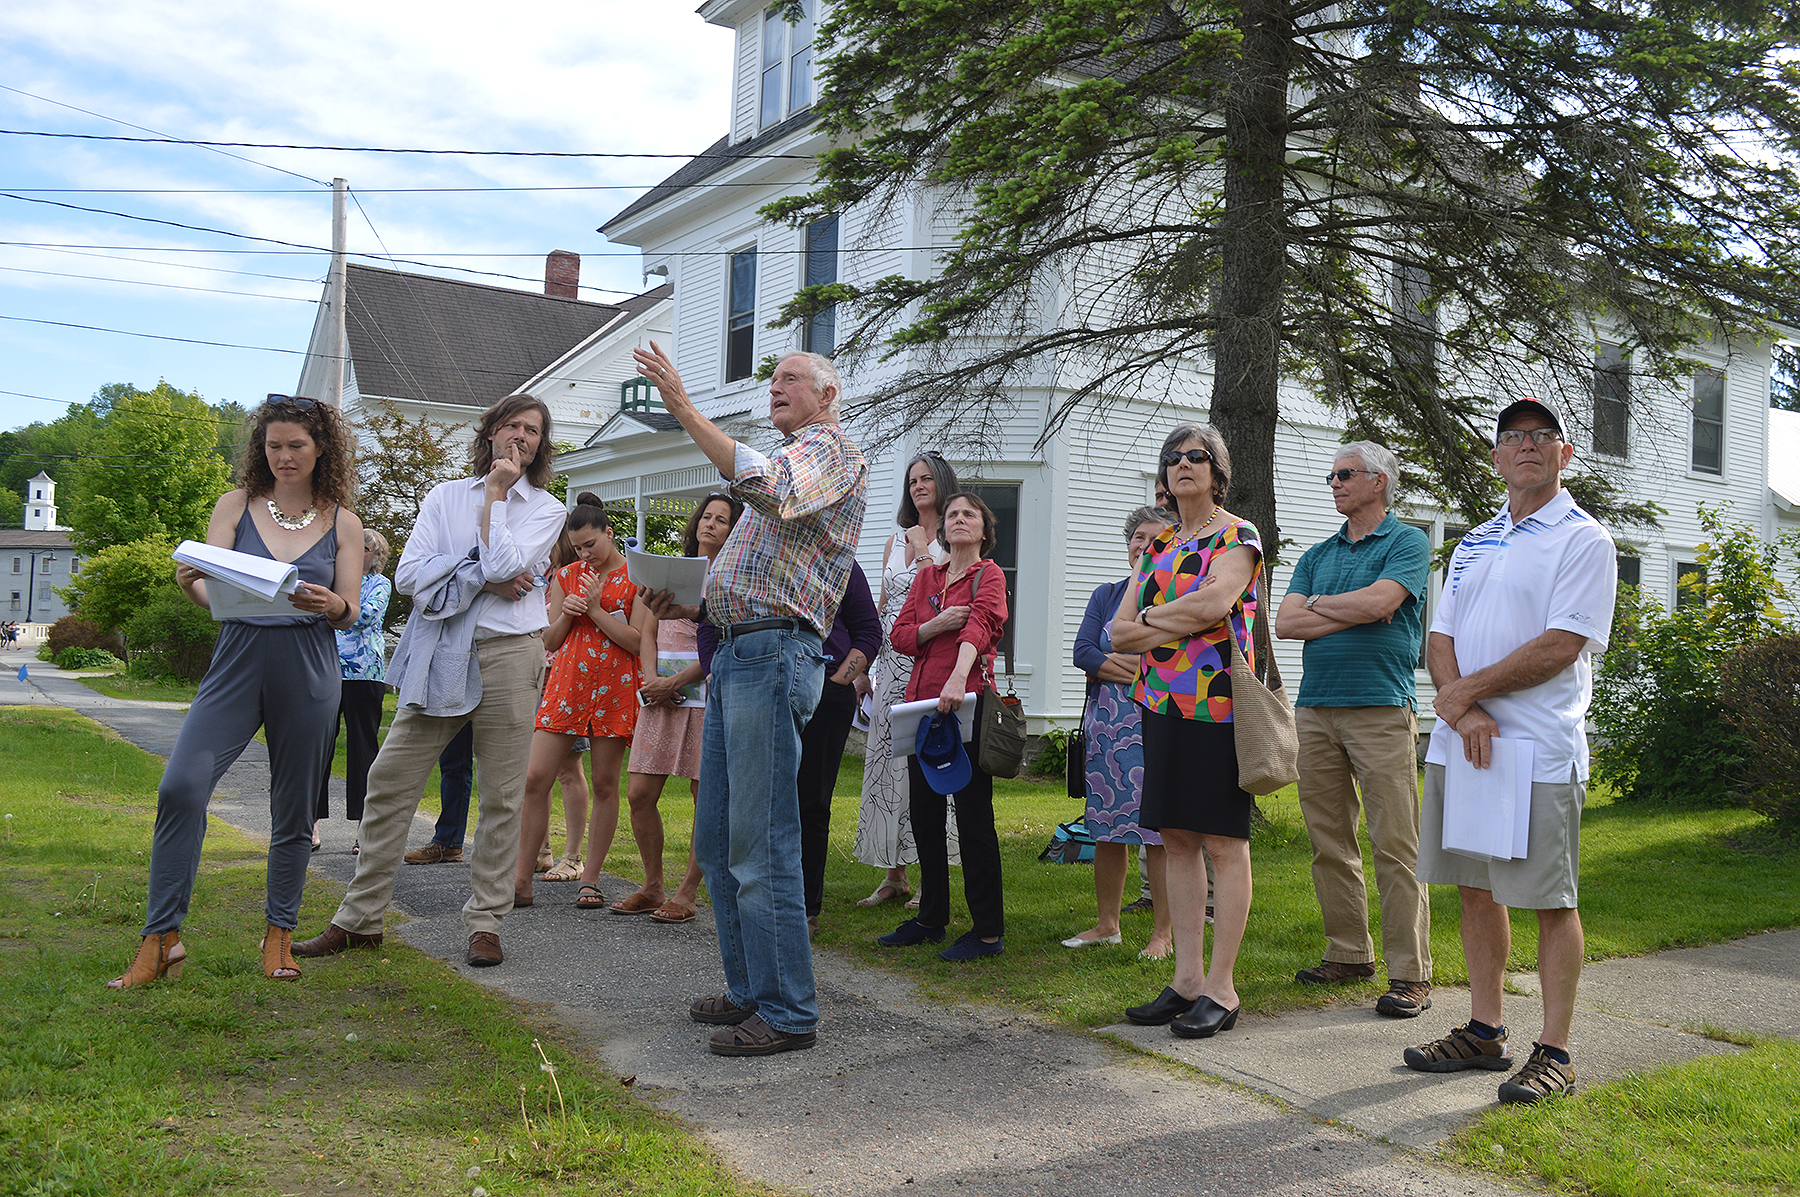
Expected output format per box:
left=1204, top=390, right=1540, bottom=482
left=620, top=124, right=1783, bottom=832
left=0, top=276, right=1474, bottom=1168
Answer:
left=1416, top=763, right=1583, bottom=910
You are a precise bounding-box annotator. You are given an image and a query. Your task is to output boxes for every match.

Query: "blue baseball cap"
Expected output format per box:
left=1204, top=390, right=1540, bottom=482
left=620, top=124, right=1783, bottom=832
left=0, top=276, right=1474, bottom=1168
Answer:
left=915, top=712, right=972, bottom=795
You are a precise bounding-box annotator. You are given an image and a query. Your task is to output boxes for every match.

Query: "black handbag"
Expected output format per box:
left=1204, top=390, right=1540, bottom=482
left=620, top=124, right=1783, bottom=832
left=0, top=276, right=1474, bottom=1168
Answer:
left=972, top=564, right=1030, bottom=778
left=1067, top=683, right=1092, bottom=799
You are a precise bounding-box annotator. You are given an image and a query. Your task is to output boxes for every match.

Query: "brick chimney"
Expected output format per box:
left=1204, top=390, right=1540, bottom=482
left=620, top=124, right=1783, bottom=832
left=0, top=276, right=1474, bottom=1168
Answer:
left=545, top=250, right=580, bottom=299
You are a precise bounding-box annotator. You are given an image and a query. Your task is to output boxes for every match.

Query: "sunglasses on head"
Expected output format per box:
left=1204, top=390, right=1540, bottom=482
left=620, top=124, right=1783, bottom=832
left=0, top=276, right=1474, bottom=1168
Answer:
left=1161, top=448, right=1212, bottom=467
left=264, top=393, right=318, bottom=412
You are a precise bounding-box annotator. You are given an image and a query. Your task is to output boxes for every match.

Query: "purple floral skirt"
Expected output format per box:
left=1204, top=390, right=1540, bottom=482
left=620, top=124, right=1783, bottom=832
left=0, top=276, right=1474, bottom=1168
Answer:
left=1083, top=682, right=1161, bottom=846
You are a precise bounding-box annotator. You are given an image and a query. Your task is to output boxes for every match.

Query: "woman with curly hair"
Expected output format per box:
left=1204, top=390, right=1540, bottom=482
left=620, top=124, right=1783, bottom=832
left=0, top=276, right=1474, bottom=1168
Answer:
left=110, top=394, right=364, bottom=987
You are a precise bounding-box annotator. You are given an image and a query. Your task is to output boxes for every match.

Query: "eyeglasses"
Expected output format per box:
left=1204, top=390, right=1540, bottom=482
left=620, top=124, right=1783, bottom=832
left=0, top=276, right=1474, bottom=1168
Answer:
left=263, top=393, right=318, bottom=411
left=1161, top=448, right=1212, bottom=467
left=1497, top=427, right=1562, bottom=447
left=1324, top=468, right=1377, bottom=485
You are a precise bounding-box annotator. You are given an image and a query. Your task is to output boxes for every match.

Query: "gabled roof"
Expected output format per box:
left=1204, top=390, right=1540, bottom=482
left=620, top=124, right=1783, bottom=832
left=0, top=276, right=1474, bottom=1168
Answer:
left=600, top=109, right=820, bottom=235
left=344, top=263, right=628, bottom=410
left=0, top=530, right=72, bottom=550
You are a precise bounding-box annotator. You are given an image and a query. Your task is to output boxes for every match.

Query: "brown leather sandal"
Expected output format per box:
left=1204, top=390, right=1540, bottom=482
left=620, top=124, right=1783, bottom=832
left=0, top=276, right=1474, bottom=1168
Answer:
left=107, top=931, right=185, bottom=989
left=260, top=925, right=301, bottom=979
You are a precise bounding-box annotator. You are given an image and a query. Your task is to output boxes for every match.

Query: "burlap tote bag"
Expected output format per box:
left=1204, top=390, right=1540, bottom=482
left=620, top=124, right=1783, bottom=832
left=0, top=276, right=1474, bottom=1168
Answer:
left=1225, top=623, right=1298, bottom=796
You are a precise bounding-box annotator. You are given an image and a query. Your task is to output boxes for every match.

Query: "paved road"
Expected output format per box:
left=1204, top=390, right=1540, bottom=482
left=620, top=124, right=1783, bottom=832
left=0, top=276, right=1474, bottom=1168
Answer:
left=10, top=661, right=1794, bottom=1193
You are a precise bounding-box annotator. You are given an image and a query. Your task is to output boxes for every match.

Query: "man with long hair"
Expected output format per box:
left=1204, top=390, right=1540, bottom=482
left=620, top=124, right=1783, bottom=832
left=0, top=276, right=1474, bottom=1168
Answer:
left=296, top=393, right=566, bottom=968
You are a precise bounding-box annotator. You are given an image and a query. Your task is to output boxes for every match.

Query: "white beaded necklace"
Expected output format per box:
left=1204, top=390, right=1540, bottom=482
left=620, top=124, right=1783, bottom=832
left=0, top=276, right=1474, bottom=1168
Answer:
left=267, top=499, right=318, bottom=531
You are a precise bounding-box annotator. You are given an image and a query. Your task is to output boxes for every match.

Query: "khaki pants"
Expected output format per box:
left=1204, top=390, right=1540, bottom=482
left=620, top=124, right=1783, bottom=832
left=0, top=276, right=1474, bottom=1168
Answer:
left=332, top=633, right=545, bottom=938
left=1295, top=704, right=1431, bottom=983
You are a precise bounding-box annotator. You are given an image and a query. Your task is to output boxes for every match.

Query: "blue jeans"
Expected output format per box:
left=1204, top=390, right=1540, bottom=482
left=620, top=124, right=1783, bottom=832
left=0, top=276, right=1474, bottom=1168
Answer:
left=696, top=625, right=825, bottom=1035
left=431, top=723, right=474, bottom=849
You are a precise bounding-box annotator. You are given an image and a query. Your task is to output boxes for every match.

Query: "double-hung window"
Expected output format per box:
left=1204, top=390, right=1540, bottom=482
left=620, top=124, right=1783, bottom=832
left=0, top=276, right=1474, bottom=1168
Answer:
left=1594, top=343, right=1630, bottom=456
left=1691, top=367, right=1724, bottom=475
left=760, top=0, right=815, bottom=128
left=802, top=215, right=839, bottom=356
left=726, top=247, right=758, bottom=383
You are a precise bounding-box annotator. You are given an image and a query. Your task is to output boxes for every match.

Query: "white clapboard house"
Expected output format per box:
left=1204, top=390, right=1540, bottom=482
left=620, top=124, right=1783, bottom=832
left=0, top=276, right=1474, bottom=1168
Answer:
left=552, top=0, right=1785, bottom=732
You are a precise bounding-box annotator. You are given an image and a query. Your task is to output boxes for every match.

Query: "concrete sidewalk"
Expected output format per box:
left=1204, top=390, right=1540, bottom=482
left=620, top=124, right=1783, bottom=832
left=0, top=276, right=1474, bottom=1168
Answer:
left=10, top=664, right=1795, bottom=1194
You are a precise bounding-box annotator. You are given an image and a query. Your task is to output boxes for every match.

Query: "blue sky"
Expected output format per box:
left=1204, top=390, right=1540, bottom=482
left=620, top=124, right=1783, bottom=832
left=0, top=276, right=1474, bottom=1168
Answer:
left=0, top=0, right=735, bottom=431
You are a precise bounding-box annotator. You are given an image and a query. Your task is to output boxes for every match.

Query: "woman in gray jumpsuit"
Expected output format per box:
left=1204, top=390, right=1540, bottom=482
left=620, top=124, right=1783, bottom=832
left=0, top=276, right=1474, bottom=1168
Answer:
left=109, top=395, right=364, bottom=987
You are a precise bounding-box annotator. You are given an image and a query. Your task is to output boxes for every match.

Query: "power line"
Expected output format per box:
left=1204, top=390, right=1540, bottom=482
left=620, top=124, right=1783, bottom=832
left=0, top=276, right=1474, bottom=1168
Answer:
left=2, top=182, right=817, bottom=194
left=0, top=85, right=326, bottom=186
left=0, top=264, right=317, bottom=302
left=0, top=314, right=304, bottom=356
left=12, top=245, right=325, bottom=285
left=2, top=238, right=945, bottom=258
left=0, top=126, right=816, bottom=160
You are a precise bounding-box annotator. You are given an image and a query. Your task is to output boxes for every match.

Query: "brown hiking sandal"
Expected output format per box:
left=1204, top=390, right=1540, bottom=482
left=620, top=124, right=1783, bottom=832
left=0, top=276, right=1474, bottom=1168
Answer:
left=1403, top=1023, right=1512, bottom=1072
left=1498, top=1043, right=1576, bottom=1103
left=1375, top=980, right=1433, bottom=1018
left=1295, top=958, right=1376, bottom=985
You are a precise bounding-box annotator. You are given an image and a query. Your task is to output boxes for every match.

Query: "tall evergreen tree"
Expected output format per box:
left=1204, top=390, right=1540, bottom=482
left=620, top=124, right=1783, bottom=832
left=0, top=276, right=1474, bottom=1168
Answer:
left=766, top=0, right=1800, bottom=565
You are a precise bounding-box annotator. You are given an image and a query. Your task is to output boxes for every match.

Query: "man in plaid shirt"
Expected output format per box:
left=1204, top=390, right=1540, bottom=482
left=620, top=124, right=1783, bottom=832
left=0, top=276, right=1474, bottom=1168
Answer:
left=634, top=343, right=867, bottom=1057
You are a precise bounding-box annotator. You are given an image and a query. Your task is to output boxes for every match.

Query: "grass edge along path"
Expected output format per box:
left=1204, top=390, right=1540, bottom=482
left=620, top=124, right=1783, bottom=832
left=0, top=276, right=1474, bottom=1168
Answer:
left=0, top=706, right=774, bottom=1197
left=1446, top=1036, right=1800, bottom=1197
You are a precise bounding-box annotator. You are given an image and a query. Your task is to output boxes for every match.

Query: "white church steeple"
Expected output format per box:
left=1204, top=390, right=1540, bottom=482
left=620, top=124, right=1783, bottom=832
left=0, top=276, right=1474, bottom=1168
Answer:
left=24, top=471, right=65, bottom=531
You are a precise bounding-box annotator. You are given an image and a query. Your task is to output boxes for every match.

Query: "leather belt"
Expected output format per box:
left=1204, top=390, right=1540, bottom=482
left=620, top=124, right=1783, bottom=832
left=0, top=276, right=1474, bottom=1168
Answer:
left=721, top=616, right=820, bottom=640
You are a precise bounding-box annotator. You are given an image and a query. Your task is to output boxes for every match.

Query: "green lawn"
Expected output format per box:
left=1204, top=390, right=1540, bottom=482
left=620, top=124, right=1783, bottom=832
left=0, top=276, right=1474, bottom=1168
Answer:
left=17, top=695, right=1798, bottom=1196
left=0, top=707, right=769, bottom=1197
left=75, top=674, right=199, bottom=705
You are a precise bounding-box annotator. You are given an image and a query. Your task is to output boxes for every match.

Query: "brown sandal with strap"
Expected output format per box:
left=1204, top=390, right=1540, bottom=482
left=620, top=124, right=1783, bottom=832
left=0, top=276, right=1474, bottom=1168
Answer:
left=260, top=925, right=301, bottom=979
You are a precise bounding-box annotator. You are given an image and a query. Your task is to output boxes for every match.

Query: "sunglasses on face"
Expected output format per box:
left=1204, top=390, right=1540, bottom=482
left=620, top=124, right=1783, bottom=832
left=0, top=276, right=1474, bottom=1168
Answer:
left=1325, top=468, right=1376, bottom=484
left=1497, top=427, right=1562, bottom=447
left=1161, top=448, right=1212, bottom=467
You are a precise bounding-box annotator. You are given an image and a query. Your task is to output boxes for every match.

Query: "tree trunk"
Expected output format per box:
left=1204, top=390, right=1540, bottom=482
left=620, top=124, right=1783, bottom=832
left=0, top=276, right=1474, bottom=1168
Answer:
left=1209, top=0, right=1290, bottom=675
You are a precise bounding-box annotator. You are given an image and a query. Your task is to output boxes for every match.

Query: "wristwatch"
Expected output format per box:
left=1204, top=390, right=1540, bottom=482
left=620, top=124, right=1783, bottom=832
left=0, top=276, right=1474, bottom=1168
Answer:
left=1306, top=594, right=1319, bottom=611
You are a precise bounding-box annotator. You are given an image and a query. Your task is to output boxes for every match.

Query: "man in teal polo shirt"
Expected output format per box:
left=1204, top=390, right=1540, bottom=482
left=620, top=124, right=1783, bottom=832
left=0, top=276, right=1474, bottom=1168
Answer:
left=1275, top=441, right=1433, bottom=1018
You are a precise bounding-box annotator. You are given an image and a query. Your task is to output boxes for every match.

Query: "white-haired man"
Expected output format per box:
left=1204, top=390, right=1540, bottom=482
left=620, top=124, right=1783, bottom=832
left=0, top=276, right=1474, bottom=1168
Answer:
left=1276, top=441, right=1434, bottom=1017
left=631, top=343, right=867, bottom=1057
left=1405, top=398, right=1615, bottom=1103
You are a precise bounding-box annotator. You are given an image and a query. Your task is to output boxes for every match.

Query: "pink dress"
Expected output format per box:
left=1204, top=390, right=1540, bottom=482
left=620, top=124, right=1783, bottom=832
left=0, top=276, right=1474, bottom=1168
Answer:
left=628, top=617, right=704, bottom=779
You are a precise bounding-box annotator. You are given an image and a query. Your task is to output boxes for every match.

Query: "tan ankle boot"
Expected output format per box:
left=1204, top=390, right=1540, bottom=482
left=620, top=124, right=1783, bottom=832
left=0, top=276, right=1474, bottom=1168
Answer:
left=106, top=931, right=185, bottom=989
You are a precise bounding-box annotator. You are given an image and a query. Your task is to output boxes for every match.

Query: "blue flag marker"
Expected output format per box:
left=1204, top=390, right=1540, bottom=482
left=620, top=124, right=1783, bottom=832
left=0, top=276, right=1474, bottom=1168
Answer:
left=16, top=665, right=25, bottom=682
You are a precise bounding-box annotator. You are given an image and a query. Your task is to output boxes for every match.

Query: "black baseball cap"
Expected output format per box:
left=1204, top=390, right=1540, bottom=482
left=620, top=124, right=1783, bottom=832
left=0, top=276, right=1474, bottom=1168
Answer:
left=1495, top=397, right=1563, bottom=438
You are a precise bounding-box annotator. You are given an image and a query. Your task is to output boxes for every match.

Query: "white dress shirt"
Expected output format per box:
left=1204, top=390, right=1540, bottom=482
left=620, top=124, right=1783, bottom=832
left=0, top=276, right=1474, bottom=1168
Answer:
left=395, top=474, right=566, bottom=641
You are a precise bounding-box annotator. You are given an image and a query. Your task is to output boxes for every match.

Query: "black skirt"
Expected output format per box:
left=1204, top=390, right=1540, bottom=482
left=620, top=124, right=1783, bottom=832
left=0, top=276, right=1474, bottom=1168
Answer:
left=1138, top=705, right=1254, bottom=840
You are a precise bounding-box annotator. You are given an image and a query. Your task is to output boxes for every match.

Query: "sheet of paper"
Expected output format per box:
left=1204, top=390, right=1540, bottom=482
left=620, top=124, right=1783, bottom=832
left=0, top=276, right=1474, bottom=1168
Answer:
left=1510, top=739, right=1534, bottom=858
left=1443, top=736, right=1534, bottom=861
left=173, top=540, right=304, bottom=622
left=887, top=695, right=978, bottom=759
left=625, top=547, right=708, bottom=607
left=654, top=649, right=706, bottom=708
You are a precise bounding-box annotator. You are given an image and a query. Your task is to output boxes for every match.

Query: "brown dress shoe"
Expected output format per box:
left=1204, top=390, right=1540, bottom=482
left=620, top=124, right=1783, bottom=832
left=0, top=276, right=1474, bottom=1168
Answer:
left=1295, top=958, right=1376, bottom=985
left=467, top=931, right=503, bottom=967
left=403, top=842, right=462, bottom=865
left=292, top=923, right=384, bottom=957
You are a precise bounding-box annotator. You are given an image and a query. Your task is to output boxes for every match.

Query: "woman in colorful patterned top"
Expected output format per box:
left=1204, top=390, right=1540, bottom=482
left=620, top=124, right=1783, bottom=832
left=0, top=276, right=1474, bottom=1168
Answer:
left=312, top=527, right=393, bottom=854
left=512, top=494, right=651, bottom=908
left=1112, top=423, right=1263, bottom=1040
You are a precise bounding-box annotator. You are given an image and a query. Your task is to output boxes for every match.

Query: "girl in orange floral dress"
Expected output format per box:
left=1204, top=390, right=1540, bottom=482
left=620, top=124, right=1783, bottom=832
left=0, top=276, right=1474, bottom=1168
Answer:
left=513, top=494, right=650, bottom=908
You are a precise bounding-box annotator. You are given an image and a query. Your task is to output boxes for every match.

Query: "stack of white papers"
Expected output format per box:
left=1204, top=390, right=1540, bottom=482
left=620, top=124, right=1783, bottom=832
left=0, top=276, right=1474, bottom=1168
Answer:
left=887, top=695, right=979, bottom=759
left=172, top=540, right=304, bottom=622
left=625, top=547, right=708, bottom=606
left=1442, top=736, right=1535, bottom=860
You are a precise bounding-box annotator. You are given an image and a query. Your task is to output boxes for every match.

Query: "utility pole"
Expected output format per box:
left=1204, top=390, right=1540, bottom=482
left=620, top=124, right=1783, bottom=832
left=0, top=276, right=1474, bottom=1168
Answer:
left=325, top=177, right=348, bottom=407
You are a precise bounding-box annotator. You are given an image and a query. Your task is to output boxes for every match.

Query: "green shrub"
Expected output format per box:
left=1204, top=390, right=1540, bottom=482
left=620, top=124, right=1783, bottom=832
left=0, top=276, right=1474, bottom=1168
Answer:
left=53, top=647, right=124, bottom=671
left=44, top=615, right=124, bottom=659
left=56, top=534, right=178, bottom=633
left=1031, top=725, right=1073, bottom=779
left=1718, top=634, right=1800, bottom=836
left=123, top=586, right=218, bottom=681
left=1591, top=507, right=1795, bottom=806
